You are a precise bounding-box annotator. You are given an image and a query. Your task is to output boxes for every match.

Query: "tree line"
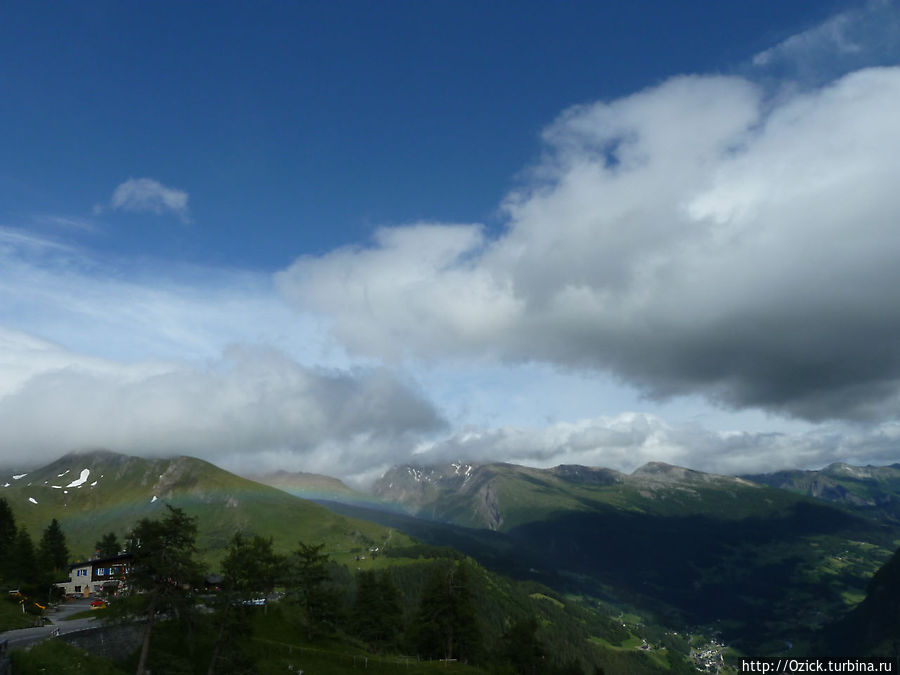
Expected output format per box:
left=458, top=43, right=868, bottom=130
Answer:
left=106, top=505, right=600, bottom=675
left=0, top=497, right=70, bottom=606
left=3, top=500, right=651, bottom=673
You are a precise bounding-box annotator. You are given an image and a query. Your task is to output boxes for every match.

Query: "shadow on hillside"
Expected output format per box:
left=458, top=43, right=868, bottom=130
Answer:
left=318, top=499, right=884, bottom=651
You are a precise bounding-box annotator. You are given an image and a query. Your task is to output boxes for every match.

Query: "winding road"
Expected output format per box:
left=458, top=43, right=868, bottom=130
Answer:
left=1, top=598, right=100, bottom=650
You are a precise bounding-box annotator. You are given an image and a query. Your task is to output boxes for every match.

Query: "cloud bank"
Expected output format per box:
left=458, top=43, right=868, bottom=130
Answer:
left=0, top=233, right=443, bottom=480
left=279, top=67, right=900, bottom=423
left=417, top=414, right=900, bottom=477
left=0, top=328, right=443, bottom=480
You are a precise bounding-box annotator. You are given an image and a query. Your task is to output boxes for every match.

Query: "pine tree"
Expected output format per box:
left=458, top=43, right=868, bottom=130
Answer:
left=501, top=617, right=546, bottom=674
left=122, top=505, right=202, bottom=675
left=0, top=497, right=17, bottom=581
left=38, top=518, right=70, bottom=580
left=410, top=561, right=482, bottom=663
left=207, top=533, right=283, bottom=675
left=352, top=570, right=403, bottom=650
left=8, top=528, right=38, bottom=592
left=286, top=541, right=338, bottom=639
left=94, top=531, right=121, bottom=558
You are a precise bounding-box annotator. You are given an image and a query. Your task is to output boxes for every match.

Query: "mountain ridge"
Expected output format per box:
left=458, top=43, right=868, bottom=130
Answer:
left=5, top=450, right=900, bottom=657
left=743, top=462, right=900, bottom=523
left=1, top=449, right=410, bottom=566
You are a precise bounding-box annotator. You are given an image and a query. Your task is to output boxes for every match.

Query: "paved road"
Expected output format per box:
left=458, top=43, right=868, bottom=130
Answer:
left=1, top=598, right=101, bottom=650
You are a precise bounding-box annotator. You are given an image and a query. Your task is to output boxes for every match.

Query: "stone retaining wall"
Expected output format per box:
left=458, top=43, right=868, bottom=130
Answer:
left=59, top=623, right=143, bottom=663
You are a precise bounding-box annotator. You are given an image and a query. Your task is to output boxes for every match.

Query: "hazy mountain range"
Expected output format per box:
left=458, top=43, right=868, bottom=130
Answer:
left=5, top=450, right=900, bottom=660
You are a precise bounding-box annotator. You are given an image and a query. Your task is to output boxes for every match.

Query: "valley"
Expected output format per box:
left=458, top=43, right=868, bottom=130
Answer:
left=319, top=459, right=900, bottom=656
left=3, top=450, right=900, bottom=672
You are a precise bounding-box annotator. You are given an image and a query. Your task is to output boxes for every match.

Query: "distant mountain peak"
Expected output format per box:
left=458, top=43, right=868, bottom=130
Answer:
left=631, top=461, right=702, bottom=480
left=744, top=462, right=900, bottom=518
left=3, top=450, right=405, bottom=563
left=550, top=464, right=623, bottom=485
left=244, top=468, right=367, bottom=503
left=631, top=462, right=756, bottom=487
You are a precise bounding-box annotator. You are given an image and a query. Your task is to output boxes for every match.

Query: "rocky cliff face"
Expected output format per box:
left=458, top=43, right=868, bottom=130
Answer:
left=372, top=462, right=507, bottom=528
left=743, top=463, right=900, bottom=522
left=373, top=462, right=476, bottom=507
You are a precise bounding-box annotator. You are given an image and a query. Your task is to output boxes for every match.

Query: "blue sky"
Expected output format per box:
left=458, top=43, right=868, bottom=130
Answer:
left=2, top=0, right=844, bottom=265
left=2, top=1, right=900, bottom=482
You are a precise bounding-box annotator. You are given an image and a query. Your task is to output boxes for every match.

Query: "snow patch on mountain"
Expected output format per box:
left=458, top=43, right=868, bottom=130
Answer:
left=65, top=469, right=90, bottom=488
left=451, top=462, right=474, bottom=481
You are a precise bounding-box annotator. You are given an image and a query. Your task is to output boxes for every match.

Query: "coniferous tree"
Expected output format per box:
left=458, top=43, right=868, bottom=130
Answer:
left=121, top=505, right=202, bottom=675
left=94, top=531, right=121, bottom=558
left=8, top=528, right=38, bottom=592
left=501, top=617, right=546, bottom=674
left=286, top=541, right=338, bottom=639
left=0, top=497, right=17, bottom=582
left=352, top=570, right=403, bottom=650
left=38, top=518, right=70, bottom=580
left=207, top=533, right=283, bottom=675
left=410, top=561, right=482, bottom=663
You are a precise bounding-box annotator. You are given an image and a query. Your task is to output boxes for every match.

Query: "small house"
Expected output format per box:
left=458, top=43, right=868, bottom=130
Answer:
left=57, top=553, right=133, bottom=598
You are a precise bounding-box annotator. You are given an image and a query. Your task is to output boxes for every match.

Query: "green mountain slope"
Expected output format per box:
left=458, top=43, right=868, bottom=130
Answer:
left=374, top=462, right=630, bottom=530
left=1, top=450, right=410, bottom=566
left=371, top=460, right=900, bottom=654
left=244, top=469, right=376, bottom=505
left=2, top=452, right=699, bottom=674
left=373, top=460, right=837, bottom=530
left=820, top=543, right=900, bottom=660
left=744, top=463, right=900, bottom=524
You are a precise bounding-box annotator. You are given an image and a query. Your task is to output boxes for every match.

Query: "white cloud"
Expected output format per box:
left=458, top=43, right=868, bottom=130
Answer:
left=0, top=227, right=342, bottom=364
left=751, top=0, right=900, bottom=84
left=0, top=226, right=79, bottom=256
left=0, top=329, right=444, bottom=478
left=279, top=67, right=900, bottom=422
left=417, top=414, right=900, bottom=477
left=101, top=177, right=191, bottom=222
left=278, top=224, right=520, bottom=361
left=0, top=234, right=444, bottom=479
left=30, top=215, right=97, bottom=232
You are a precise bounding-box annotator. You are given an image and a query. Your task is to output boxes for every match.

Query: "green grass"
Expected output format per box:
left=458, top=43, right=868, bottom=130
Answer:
left=529, top=592, right=564, bottom=608
left=589, top=634, right=642, bottom=650
left=63, top=607, right=107, bottom=621
left=588, top=636, right=673, bottom=671
left=0, top=596, right=41, bottom=631
left=841, top=589, right=866, bottom=605
left=251, top=637, right=490, bottom=674
left=9, top=639, right=127, bottom=675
